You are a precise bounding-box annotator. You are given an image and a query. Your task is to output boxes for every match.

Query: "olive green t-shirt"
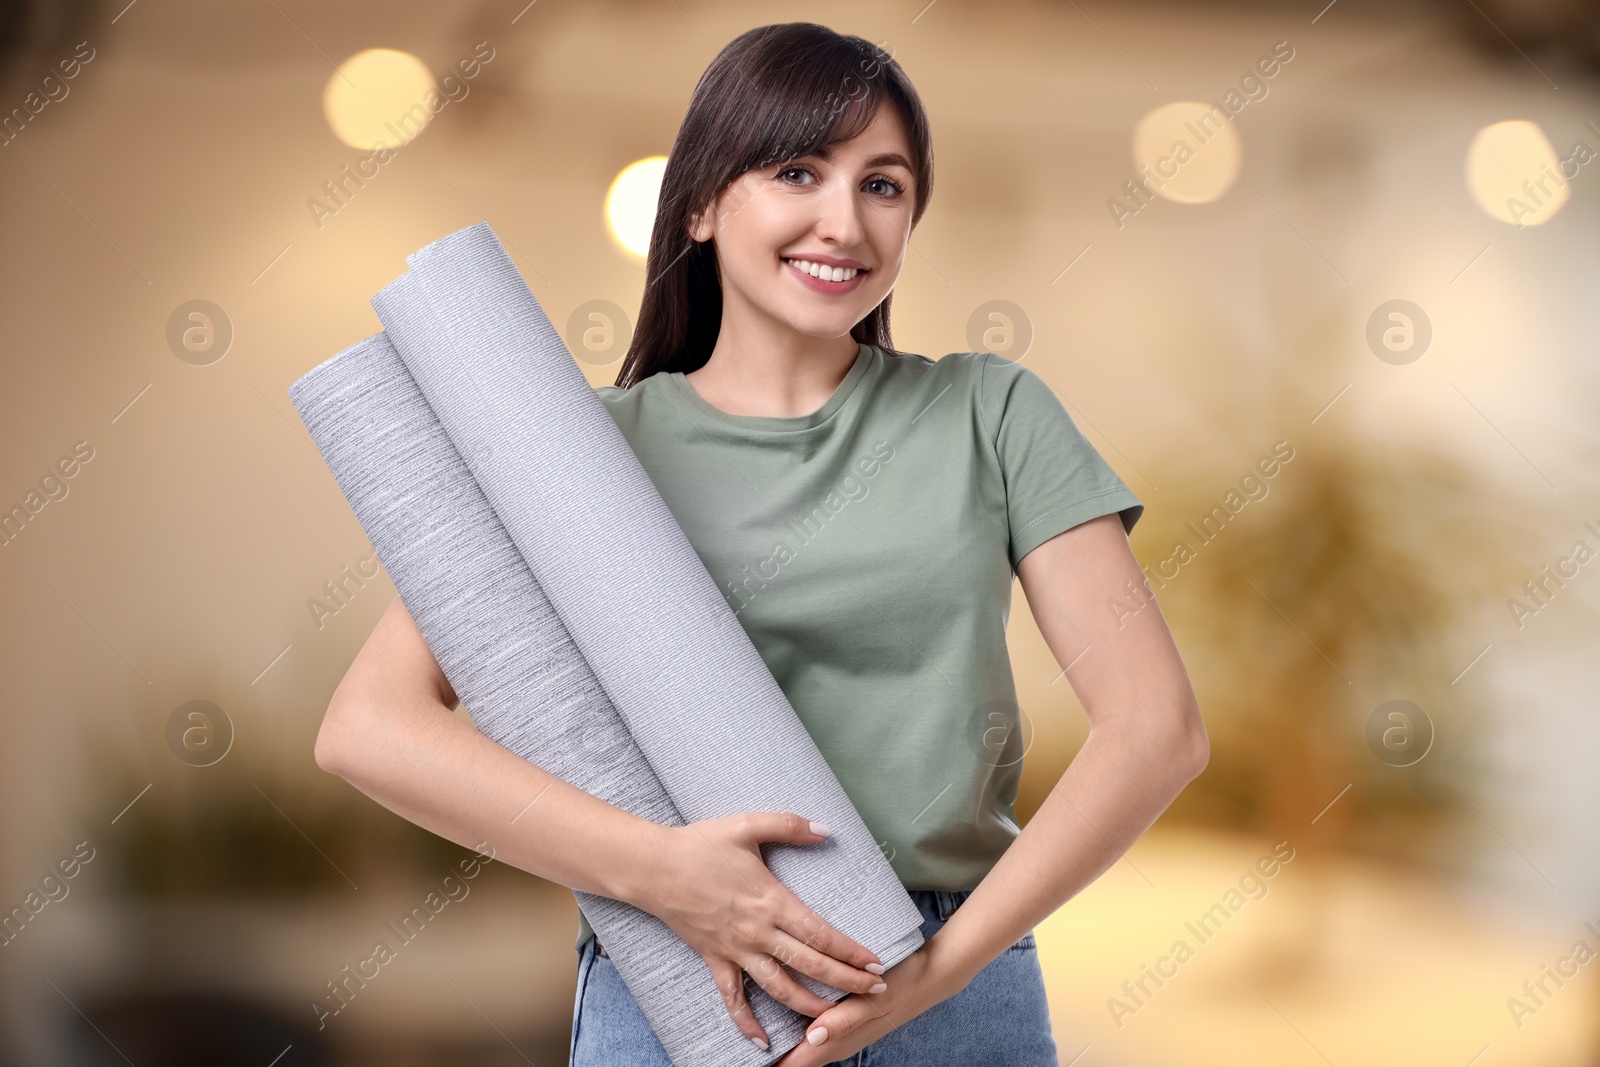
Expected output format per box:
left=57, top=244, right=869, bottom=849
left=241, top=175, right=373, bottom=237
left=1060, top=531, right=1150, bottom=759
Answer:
left=573, top=342, right=1142, bottom=952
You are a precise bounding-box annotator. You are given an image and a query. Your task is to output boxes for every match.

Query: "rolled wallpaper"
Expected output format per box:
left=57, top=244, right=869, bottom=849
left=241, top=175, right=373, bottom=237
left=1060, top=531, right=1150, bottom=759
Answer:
left=290, top=333, right=817, bottom=1064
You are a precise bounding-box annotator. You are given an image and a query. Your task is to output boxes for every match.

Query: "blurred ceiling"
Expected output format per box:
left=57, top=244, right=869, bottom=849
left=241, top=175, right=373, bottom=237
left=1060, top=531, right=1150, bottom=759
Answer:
left=1, top=0, right=1598, bottom=86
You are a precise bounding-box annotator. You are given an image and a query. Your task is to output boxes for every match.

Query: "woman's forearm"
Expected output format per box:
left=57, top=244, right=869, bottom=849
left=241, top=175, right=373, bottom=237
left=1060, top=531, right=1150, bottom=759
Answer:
left=922, top=713, right=1208, bottom=999
left=315, top=687, right=669, bottom=910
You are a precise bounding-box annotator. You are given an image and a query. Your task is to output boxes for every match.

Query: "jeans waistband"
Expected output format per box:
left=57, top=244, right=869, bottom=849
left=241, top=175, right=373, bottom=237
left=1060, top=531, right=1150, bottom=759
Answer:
left=918, top=888, right=974, bottom=922
left=591, top=889, right=975, bottom=958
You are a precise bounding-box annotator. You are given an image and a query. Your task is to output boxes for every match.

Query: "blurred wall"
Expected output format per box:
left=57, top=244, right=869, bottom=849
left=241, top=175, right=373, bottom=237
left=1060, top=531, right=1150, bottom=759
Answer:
left=1, top=0, right=1597, bottom=1064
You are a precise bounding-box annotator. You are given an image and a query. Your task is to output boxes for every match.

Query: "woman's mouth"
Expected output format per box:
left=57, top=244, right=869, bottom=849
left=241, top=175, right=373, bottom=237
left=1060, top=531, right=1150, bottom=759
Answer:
left=782, top=256, right=868, bottom=294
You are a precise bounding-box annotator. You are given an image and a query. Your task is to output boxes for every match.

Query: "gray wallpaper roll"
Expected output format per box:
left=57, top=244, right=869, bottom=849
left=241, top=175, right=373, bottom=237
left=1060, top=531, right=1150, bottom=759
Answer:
left=289, top=333, right=818, bottom=1066
left=368, top=223, right=926, bottom=985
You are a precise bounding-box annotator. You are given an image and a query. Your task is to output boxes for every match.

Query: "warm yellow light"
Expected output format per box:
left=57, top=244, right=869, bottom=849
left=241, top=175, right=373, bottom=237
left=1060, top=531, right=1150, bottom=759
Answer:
left=323, top=48, right=436, bottom=150
left=1466, top=120, right=1570, bottom=227
left=605, top=157, right=668, bottom=259
left=1133, top=101, right=1242, bottom=204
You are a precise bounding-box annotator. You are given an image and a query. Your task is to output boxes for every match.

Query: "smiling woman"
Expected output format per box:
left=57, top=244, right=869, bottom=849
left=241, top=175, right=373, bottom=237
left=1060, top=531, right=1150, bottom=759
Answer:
left=307, top=18, right=1202, bottom=1067
left=572, top=19, right=1202, bottom=1067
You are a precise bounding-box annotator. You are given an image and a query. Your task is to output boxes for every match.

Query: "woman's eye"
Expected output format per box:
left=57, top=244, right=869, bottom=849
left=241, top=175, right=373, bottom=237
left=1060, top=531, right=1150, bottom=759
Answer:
left=776, top=167, right=904, bottom=197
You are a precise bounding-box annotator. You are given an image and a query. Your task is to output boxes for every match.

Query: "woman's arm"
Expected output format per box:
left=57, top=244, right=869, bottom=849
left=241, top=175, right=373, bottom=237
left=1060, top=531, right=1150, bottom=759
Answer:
left=313, top=594, right=668, bottom=906
left=925, top=510, right=1209, bottom=996
left=777, top=511, right=1207, bottom=1062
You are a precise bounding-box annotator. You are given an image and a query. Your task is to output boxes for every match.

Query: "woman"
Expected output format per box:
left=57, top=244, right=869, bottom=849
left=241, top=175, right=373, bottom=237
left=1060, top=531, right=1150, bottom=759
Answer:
left=315, top=21, right=1208, bottom=1067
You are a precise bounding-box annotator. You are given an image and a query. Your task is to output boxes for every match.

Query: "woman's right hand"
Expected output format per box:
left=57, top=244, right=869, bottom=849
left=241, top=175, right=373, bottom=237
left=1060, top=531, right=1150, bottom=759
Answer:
left=643, top=812, right=890, bottom=1050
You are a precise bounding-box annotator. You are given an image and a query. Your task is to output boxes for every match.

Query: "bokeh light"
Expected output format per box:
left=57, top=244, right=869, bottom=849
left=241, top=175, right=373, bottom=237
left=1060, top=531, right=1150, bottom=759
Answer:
left=1133, top=100, right=1243, bottom=205
left=322, top=48, right=436, bottom=150
left=1466, top=119, right=1570, bottom=226
left=605, top=156, right=668, bottom=259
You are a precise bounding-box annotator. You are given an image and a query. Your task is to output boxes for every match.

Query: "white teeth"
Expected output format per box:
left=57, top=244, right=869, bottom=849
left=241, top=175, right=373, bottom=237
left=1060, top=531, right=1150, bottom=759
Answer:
left=785, top=258, right=859, bottom=282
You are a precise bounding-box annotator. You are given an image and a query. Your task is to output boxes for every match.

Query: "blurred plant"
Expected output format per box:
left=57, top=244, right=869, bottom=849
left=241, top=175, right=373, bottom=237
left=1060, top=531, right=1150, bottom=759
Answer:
left=1138, top=422, right=1598, bottom=995
left=1149, top=439, right=1528, bottom=870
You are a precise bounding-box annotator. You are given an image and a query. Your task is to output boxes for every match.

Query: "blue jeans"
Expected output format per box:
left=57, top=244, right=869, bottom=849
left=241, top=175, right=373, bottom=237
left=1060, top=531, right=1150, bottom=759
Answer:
left=569, top=889, right=1060, bottom=1066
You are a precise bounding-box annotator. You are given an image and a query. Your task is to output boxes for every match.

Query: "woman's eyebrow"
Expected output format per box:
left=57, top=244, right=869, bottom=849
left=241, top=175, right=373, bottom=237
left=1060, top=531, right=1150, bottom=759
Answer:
left=812, top=145, right=914, bottom=171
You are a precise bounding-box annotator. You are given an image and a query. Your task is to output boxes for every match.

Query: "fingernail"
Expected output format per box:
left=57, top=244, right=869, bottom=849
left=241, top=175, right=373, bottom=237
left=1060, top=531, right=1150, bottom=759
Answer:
left=809, top=821, right=831, bottom=836
left=868, top=982, right=887, bottom=994
left=865, top=962, right=885, bottom=975
left=750, top=1036, right=769, bottom=1051
left=807, top=1026, right=828, bottom=1046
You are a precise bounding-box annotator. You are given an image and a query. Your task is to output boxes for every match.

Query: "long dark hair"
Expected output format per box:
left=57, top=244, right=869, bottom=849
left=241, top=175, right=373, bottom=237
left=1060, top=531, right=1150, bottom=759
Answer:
left=614, top=22, right=934, bottom=389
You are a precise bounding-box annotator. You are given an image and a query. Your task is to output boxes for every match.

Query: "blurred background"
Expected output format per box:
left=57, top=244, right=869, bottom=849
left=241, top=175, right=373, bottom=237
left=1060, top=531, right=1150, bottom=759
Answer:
left=1, top=0, right=1597, bottom=1063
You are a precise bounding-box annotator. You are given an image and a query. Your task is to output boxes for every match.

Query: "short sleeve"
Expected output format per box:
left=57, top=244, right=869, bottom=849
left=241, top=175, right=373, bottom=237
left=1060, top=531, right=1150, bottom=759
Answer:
left=977, top=353, right=1143, bottom=569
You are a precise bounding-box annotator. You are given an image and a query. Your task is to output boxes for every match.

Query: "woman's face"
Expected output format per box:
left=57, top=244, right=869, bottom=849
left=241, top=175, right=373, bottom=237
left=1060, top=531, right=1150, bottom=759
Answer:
left=688, top=103, right=917, bottom=342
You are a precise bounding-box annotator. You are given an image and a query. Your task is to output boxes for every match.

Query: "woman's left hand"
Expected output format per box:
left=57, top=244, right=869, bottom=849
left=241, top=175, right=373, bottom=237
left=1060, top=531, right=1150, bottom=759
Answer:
left=772, top=944, right=952, bottom=1066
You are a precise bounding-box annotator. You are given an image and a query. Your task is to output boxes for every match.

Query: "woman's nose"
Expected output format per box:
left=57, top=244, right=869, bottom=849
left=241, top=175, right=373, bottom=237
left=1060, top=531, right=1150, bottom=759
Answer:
left=812, top=182, right=867, bottom=245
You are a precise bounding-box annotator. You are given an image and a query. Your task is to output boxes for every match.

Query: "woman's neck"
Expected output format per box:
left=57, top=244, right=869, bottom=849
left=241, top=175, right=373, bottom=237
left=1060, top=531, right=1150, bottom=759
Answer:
left=684, top=327, right=859, bottom=419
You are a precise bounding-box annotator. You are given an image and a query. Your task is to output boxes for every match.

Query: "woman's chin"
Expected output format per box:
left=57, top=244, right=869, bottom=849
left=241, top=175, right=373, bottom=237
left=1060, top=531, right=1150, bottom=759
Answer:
left=768, top=304, right=872, bottom=338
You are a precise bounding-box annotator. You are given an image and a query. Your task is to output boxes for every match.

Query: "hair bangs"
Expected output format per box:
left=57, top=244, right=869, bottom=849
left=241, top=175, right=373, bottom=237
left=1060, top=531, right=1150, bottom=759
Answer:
left=736, top=45, right=896, bottom=178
